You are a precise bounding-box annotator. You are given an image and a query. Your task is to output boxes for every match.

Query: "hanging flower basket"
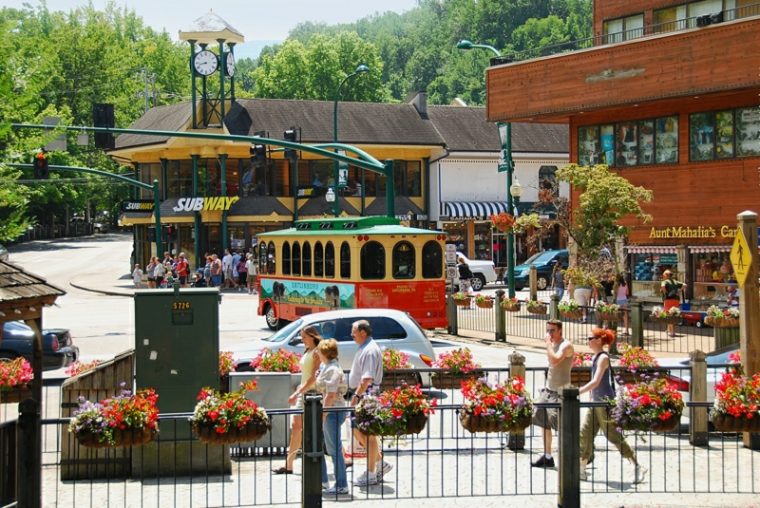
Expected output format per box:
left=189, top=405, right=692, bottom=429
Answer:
left=648, top=412, right=681, bottom=433
left=431, top=370, right=485, bottom=390
left=353, top=385, right=434, bottom=436
left=380, top=370, right=422, bottom=391
left=454, top=297, right=472, bottom=307
left=193, top=419, right=270, bottom=444
left=611, top=378, right=684, bottom=433
left=459, top=377, right=533, bottom=434
left=460, top=413, right=531, bottom=434
left=526, top=303, right=547, bottom=315
left=501, top=300, right=521, bottom=312
left=705, top=316, right=739, bottom=328
left=560, top=309, right=584, bottom=320
left=597, top=311, right=622, bottom=322
left=76, top=427, right=157, bottom=448
left=475, top=296, right=494, bottom=309
left=712, top=413, right=760, bottom=433
left=0, top=385, right=32, bottom=404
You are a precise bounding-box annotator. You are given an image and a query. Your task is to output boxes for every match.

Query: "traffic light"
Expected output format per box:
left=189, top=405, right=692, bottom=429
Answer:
left=283, top=127, right=298, bottom=159
left=251, top=144, right=267, bottom=166
left=33, top=151, right=49, bottom=179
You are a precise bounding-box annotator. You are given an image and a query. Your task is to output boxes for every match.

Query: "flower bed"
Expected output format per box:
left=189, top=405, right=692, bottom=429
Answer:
left=249, top=349, right=301, bottom=373
left=704, top=305, right=739, bottom=328
left=354, top=384, right=435, bottom=436
left=526, top=300, right=547, bottom=315
left=191, top=381, right=270, bottom=444
left=611, top=377, right=683, bottom=432
left=431, top=348, right=483, bottom=389
left=69, top=385, right=160, bottom=447
left=501, top=298, right=521, bottom=312
left=459, top=377, right=533, bottom=434
left=710, top=358, right=760, bottom=432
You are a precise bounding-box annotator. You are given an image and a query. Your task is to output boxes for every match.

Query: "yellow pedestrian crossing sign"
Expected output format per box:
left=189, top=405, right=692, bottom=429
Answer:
left=730, top=228, right=752, bottom=288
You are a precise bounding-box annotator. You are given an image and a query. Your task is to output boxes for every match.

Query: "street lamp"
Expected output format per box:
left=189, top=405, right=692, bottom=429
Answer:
left=332, top=64, right=370, bottom=217
left=458, top=40, right=518, bottom=297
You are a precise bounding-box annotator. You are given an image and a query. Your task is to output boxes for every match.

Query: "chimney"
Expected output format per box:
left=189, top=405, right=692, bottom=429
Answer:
left=409, top=91, right=428, bottom=118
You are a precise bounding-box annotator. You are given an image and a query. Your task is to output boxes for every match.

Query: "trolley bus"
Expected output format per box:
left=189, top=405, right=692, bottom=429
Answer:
left=256, top=216, right=447, bottom=330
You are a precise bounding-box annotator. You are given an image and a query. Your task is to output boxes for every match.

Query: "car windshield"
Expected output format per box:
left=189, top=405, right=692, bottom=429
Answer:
left=523, top=251, right=556, bottom=265
left=263, top=319, right=303, bottom=342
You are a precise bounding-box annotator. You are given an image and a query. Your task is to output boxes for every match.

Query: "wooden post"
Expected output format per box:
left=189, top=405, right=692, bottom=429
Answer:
left=737, top=211, right=760, bottom=450
left=529, top=266, right=538, bottom=302
left=302, top=394, right=324, bottom=508
left=495, top=289, right=506, bottom=342
left=630, top=301, right=644, bottom=348
left=446, top=295, right=458, bottom=336
left=17, top=398, right=41, bottom=508
left=549, top=293, right=560, bottom=321
left=507, top=352, right=525, bottom=450
left=689, top=350, right=708, bottom=446
left=558, top=387, right=580, bottom=508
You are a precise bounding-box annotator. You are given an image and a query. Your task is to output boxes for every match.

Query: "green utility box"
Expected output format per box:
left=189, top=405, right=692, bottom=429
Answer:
left=133, top=287, right=229, bottom=476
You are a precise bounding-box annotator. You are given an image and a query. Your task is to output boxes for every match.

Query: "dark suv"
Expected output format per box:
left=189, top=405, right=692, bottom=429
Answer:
left=512, top=249, right=569, bottom=291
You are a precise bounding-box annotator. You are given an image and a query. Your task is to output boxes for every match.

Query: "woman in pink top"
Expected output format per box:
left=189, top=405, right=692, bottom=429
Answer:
left=615, top=274, right=630, bottom=335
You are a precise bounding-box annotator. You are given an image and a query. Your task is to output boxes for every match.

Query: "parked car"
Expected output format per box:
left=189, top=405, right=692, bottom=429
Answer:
left=512, top=249, right=569, bottom=291
left=0, top=243, right=8, bottom=262
left=234, top=308, right=436, bottom=384
left=454, top=252, right=497, bottom=291
left=0, top=321, right=79, bottom=371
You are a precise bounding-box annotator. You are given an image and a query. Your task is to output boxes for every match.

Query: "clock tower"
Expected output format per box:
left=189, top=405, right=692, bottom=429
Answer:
left=179, top=11, right=244, bottom=128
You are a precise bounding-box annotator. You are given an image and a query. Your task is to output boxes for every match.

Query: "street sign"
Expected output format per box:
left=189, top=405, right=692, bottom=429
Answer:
left=730, top=228, right=752, bottom=287
left=337, top=150, right=348, bottom=188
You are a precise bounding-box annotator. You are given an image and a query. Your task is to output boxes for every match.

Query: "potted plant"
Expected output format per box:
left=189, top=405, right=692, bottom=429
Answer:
left=353, top=384, right=436, bottom=436
left=501, top=296, right=521, bottom=312
left=474, top=294, right=494, bottom=309
left=615, top=343, right=662, bottom=384
left=570, top=352, right=593, bottom=386
left=380, top=349, right=420, bottom=390
left=490, top=212, right=515, bottom=233
left=563, top=266, right=599, bottom=290
left=69, top=385, right=159, bottom=447
left=219, top=351, right=235, bottom=392
left=249, top=349, right=302, bottom=373
left=595, top=301, right=622, bottom=322
left=610, top=377, right=684, bottom=433
left=459, top=377, right=533, bottom=433
left=431, top=347, right=483, bottom=389
left=711, top=352, right=760, bottom=432
left=526, top=299, right=547, bottom=315
left=704, top=305, right=739, bottom=328
left=0, top=357, right=33, bottom=403
left=65, top=360, right=102, bottom=377
left=558, top=299, right=583, bottom=320
left=452, top=291, right=471, bottom=307
left=650, top=305, right=681, bottom=324
left=191, top=380, right=271, bottom=444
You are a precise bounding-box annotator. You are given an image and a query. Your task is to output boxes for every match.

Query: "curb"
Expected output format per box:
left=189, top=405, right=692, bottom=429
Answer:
left=69, top=279, right=134, bottom=298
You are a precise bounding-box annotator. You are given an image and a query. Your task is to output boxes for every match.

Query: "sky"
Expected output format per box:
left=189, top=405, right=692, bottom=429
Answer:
left=5, top=0, right=420, bottom=41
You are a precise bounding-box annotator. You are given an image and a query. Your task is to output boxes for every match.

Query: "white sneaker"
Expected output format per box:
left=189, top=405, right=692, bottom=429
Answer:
left=633, top=465, right=647, bottom=484
left=376, top=460, right=393, bottom=479
left=322, top=481, right=330, bottom=490
left=323, top=485, right=349, bottom=495
left=354, top=471, right=377, bottom=486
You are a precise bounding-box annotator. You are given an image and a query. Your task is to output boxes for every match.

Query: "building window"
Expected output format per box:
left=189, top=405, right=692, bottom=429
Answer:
left=736, top=107, right=760, bottom=157
left=422, top=241, right=443, bottom=279
left=392, top=241, right=415, bottom=279
left=689, top=106, right=760, bottom=161
left=393, top=161, right=422, bottom=197
left=340, top=242, right=351, bottom=279
left=578, top=116, right=678, bottom=167
left=603, top=13, right=644, bottom=43
left=361, top=241, right=385, bottom=280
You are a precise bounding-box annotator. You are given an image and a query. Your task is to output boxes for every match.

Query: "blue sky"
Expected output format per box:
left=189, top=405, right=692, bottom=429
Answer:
left=5, top=0, right=419, bottom=42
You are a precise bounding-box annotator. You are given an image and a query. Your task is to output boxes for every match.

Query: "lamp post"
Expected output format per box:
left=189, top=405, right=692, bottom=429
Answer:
left=332, top=64, right=369, bottom=217
left=457, top=40, right=518, bottom=297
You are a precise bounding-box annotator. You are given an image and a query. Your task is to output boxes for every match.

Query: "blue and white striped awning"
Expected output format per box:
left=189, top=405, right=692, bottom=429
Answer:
left=441, top=201, right=512, bottom=219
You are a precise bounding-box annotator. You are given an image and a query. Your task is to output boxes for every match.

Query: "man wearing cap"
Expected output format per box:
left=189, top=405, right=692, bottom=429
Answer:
left=661, top=269, right=686, bottom=337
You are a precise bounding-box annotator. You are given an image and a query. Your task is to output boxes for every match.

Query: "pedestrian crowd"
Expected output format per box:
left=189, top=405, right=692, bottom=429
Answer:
left=131, top=248, right=257, bottom=293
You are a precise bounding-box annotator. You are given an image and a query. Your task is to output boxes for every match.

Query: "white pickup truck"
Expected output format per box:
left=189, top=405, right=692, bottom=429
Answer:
left=455, top=252, right=498, bottom=291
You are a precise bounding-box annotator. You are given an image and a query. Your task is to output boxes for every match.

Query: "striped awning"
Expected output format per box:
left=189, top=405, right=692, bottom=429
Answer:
left=689, top=245, right=732, bottom=254
left=625, top=245, right=678, bottom=254
left=441, top=201, right=511, bottom=219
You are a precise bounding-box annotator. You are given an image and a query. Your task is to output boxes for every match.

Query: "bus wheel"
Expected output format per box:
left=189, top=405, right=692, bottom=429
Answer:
left=265, top=304, right=280, bottom=330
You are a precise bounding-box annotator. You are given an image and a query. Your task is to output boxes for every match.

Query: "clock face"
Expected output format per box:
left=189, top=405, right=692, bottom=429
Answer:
left=225, top=52, right=235, bottom=77
left=193, top=50, right=218, bottom=76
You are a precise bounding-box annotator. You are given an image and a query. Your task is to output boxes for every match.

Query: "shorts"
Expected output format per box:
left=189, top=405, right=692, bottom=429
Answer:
left=532, top=388, right=560, bottom=430
left=664, top=298, right=680, bottom=311
left=574, top=287, right=592, bottom=307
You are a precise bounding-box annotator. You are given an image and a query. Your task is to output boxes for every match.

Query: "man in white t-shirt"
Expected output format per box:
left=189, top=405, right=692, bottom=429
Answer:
left=221, top=249, right=234, bottom=288
left=348, top=320, right=391, bottom=486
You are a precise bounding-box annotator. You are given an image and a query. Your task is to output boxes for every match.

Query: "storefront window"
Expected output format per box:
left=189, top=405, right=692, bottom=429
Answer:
left=690, top=112, right=715, bottom=161
left=631, top=252, right=678, bottom=299
left=692, top=251, right=736, bottom=306
left=690, top=107, right=760, bottom=161
left=655, top=116, right=678, bottom=164
left=616, top=121, right=638, bottom=166
left=443, top=222, right=467, bottom=256
left=600, top=124, right=615, bottom=165
left=393, top=161, right=422, bottom=197
left=229, top=226, right=246, bottom=252
left=473, top=223, right=492, bottom=261
left=736, top=107, right=760, bottom=157
left=578, top=126, right=601, bottom=166
left=579, top=116, right=678, bottom=167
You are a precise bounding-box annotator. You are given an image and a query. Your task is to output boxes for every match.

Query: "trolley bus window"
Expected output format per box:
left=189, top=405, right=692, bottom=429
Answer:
left=393, top=241, right=415, bottom=279
left=314, top=242, right=324, bottom=277
left=267, top=242, right=276, bottom=274
left=325, top=242, right=336, bottom=278
left=340, top=242, right=351, bottom=279
left=259, top=243, right=268, bottom=274
left=302, top=242, right=312, bottom=277
left=422, top=241, right=443, bottom=279
left=361, top=241, right=385, bottom=280
left=292, top=242, right=301, bottom=276
left=282, top=242, right=291, bottom=275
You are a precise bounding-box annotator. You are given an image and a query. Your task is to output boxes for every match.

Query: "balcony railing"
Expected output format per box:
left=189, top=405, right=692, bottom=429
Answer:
left=501, top=3, right=760, bottom=64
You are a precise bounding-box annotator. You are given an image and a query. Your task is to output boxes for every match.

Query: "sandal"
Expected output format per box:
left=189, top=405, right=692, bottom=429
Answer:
left=272, top=466, right=293, bottom=475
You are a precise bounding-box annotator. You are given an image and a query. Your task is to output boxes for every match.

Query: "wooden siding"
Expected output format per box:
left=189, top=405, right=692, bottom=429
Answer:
left=486, top=16, right=760, bottom=123
left=594, top=0, right=691, bottom=35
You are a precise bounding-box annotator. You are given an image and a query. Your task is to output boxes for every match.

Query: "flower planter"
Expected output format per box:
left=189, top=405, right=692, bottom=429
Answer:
left=475, top=299, right=494, bottom=309
left=527, top=304, right=547, bottom=315
left=621, top=412, right=681, bottom=433
left=431, top=370, right=485, bottom=389
left=597, top=312, right=621, bottom=322
left=705, top=316, right=739, bottom=328
left=570, top=369, right=592, bottom=386
left=459, top=413, right=531, bottom=434
left=501, top=301, right=521, bottom=312
left=380, top=370, right=422, bottom=391
left=560, top=309, right=583, bottom=320
left=615, top=368, right=664, bottom=384
left=652, top=316, right=680, bottom=325
left=712, top=413, right=760, bottom=433
left=75, top=427, right=157, bottom=448
left=193, top=419, right=271, bottom=444
left=0, top=385, right=32, bottom=404
left=454, top=298, right=472, bottom=307
left=367, top=412, right=429, bottom=437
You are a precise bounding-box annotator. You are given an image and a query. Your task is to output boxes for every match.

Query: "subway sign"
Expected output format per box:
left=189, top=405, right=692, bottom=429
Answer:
left=172, top=196, right=240, bottom=212
left=121, top=200, right=155, bottom=212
